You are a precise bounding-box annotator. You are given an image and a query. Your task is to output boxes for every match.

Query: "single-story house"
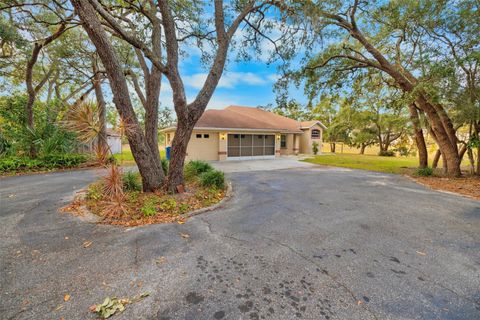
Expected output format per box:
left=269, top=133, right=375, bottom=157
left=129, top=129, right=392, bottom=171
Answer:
left=161, top=105, right=326, bottom=161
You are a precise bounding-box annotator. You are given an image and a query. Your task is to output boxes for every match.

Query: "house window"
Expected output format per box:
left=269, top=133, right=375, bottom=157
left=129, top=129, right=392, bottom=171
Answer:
left=203, top=134, right=209, bottom=138
left=196, top=134, right=202, bottom=138
left=280, top=134, right=287, bottom=148
left=311, top=129, right=320, bottom=139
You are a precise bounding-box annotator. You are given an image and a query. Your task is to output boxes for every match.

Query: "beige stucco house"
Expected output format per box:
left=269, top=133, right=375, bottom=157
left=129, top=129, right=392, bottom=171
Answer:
left=161, top=106, right=326, bottom=161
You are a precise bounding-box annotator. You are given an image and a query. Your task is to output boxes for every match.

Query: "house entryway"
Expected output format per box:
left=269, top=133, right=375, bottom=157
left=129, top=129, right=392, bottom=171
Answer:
left=227, top=134, right=275, bottom=160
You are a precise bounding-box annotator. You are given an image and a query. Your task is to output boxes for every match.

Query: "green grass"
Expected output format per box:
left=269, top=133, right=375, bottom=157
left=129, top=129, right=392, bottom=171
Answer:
left=114, top=147, right=166, bottom=166
left=302, top=154, right=421, bottom=174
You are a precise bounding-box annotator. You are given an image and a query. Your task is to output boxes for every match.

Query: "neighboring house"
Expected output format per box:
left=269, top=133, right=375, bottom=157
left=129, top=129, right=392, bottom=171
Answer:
left=161, top=106, right=326, bottom=161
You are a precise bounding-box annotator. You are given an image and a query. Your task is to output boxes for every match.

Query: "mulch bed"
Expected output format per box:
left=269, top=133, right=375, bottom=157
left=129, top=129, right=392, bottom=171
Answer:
left=62, top=181, right=225, bottom=227
left=411, top=175, right=480, bottom=200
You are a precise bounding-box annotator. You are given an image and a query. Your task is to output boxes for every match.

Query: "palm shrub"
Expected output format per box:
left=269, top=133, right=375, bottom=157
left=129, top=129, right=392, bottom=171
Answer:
left=122, top=171, right=142, bottom=191
left=200, top=170, right=225, bottom=189
left=415, top=167, right=434, bottom=177
left=184, top=160, right=213, bottom=180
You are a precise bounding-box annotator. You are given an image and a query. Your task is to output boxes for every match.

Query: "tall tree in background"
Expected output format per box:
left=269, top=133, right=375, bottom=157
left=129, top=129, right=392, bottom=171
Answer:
left=291, top=0, right=464, bottom=176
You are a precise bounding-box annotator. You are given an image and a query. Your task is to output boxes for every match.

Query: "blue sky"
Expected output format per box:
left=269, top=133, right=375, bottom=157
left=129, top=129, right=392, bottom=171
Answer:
left=157, top=24, right=307, bottom=111
left=159, top=57, right=304, bottom=110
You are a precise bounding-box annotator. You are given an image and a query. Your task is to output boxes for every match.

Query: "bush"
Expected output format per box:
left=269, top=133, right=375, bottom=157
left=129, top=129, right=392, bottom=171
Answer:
left=141, top=198, right=157, bottom=217
left=161, top=158, right=169, bottom=175
left=159, top=197, right=177, bottom=211
left=378, top=150, right=395, bottom=157
left=122, top=171, right=142, bottom=191
left=415, top=167, right=433, bottom=177
left=184, top=160, right=213, bottom=180
left=200, top=169, right=225, bottom=189
left=40, top=153, right=88, bottom=168
left=0, top=153, right=87, bottom=173
left=86, top=182, right=103, bottom=200
left=312, top=141, right=319, bottom=155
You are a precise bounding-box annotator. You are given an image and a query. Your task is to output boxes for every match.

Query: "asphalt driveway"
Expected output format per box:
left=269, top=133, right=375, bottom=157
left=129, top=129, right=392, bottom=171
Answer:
left=0, top=163, right=479, bottom=320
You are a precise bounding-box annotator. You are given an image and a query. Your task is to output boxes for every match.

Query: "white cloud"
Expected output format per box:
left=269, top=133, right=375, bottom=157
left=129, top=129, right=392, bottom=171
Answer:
left=183, top=71, right=269, bottom=90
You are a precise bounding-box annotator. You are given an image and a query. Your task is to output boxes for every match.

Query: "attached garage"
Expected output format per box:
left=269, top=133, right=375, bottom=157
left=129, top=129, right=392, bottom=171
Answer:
left=227, top=134, right=275, bottom=160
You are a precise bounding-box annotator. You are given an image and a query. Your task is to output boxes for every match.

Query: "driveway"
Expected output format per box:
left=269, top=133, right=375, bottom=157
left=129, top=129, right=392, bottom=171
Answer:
left=0, top=163, right=479, bottom=320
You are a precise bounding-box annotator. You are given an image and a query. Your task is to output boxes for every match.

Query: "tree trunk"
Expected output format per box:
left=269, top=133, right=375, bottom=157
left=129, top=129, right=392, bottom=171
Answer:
left=408, top=104, right=428, bottom=168
left=416, top=97, right=460, bottom=176
left=92, top=59, right=107, bottom=151
left=442, top=153, right=448, bottom=174
left=348, top=25, right=460, bottom=176
left=144, top=66, right=162, bottom=167
left=73, top=0, right=164, bottom=191
left=432, top=149, right=441, bottom=169
left=466, top=147, right=475, bottom=174
left=167, top=119, right=194, bottom=191
left=359, top=144, right=366, bottom=154
left=330, top=142, right=336, bottom=153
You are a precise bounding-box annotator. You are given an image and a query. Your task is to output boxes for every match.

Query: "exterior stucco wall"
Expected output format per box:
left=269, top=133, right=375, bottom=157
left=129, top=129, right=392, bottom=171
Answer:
left=164, top=129, right=287, bottom=161
left=299, top=124, right=323, bottom=155
left=280, top=133, right=295, bottom=156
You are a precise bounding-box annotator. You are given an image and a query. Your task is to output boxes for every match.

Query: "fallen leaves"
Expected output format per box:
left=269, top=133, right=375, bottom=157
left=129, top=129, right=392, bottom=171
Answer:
left=83, top=240, right=93, bottom=248
left=416, top=251, right=427, bottom=256
left=155, top=256, right=167, bottom=266
left=63, top=294, right=71, bottom=302
left=180, top=233, right=190, bottom=239
left=89, top=293, right=150, bottom=319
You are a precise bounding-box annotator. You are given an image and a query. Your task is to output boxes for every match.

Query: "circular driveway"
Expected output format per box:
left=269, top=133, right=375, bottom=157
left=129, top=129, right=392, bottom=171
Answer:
left=1, top=164, right=479, bottom=319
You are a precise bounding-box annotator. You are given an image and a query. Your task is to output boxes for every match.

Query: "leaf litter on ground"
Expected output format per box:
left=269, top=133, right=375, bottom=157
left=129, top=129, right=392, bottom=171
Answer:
left=90, top=292, right=150, bottom=319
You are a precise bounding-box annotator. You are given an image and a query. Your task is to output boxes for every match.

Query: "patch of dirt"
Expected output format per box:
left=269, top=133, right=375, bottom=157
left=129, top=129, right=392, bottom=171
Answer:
left=411, top=175, right=480, bottom=200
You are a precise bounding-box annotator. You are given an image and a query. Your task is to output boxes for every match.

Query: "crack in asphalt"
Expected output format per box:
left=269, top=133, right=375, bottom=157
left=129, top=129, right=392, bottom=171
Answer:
left=259, top=235, right=379, bottom=320
left=378, top=252, right=480, bottom=309
left=198, top=216, right=379, bottom=320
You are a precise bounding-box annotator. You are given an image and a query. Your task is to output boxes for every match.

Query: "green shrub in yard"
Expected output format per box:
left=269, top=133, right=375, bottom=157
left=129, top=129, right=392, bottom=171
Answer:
left=200, top=169, right=225, bottom=189
left=184, top=160, right=213, bottom=180
left=0, top=153, right=87, bottom=173
left=161, top=158, right=169, bottom=175
left=159, top=197, right=177, bottom=211
left=141, top=198, right=158, bottom=217
left=122, top=171, right=142, bottom=191
left=86, top=182, right=102, bottom=201
left=378, top=150, right=395, bottom=157
left=312, top=141, right=319, bottom=155
left=415, top=167, right=434, bottom=177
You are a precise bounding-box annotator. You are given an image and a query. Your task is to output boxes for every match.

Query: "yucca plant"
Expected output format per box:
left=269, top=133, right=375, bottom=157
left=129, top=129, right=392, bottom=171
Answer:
left=62, top=100, right=101, bottom=143
left=102, top=164, right=124, bottom=200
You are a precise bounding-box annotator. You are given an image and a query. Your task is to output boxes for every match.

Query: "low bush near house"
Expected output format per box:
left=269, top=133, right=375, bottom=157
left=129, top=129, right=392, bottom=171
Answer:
left=184, top=160, right=214, bottom=180
left=312, top=141, right=319, bottom=155
left=378, top=150, right=395, bottom=157
left=200, top=169, right=225, bottom=189
left=415, top=167, right=434, bottom=177
left=122, top=171, right=142, bottom=192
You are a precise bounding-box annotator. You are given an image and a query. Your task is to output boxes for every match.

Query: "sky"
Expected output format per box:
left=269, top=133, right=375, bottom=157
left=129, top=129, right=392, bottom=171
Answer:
left=159, top=53, right=305, bottom=111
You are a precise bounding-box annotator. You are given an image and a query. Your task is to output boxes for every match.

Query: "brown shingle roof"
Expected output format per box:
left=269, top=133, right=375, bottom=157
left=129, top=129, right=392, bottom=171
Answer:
left=194, top=105, right=303, bottom=133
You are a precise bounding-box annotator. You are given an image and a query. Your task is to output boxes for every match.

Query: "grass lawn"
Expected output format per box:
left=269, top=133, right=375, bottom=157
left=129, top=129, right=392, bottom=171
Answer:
left=302, top=154, right=424, bottom=174
left=114, top=147, right=166, bottom=166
